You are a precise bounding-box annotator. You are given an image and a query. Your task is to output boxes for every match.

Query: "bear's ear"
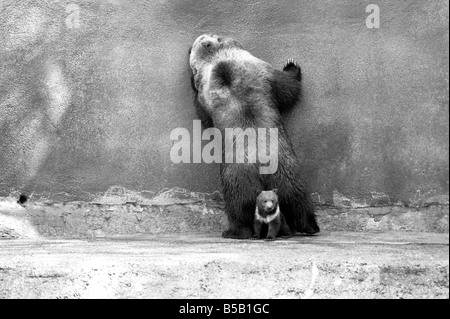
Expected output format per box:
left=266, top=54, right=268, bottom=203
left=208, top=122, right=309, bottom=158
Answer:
left=272, top=188, right=278, bottom=194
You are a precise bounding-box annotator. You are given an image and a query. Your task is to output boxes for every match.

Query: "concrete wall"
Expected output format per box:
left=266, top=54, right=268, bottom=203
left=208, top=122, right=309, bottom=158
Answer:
left=0, top=0, right=448, bottom=206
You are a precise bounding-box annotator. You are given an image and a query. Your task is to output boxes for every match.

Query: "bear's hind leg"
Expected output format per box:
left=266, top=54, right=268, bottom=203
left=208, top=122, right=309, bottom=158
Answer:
left=221, top=167, right=261, bottom=239
left=277, top=174, right=320, bottom=236
left=302, top=212, right=320, bottom=235
left=278, top=213, right=293, bottom=238
left=221, top=197, right=255, bottom=239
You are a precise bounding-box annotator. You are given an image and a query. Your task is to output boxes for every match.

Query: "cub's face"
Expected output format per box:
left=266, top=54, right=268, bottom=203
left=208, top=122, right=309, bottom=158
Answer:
left=189, top=34, right=242, bottom=76
left=257, top=190, right=279, bottom=215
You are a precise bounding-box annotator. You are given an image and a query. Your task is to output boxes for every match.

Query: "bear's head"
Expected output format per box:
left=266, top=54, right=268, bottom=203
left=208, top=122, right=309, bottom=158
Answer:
left=189, top=34, right=242, bottom=78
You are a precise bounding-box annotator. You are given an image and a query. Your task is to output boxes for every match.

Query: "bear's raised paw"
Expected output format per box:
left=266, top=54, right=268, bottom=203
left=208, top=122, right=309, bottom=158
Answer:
left=283, top=59, right=302, bottom=81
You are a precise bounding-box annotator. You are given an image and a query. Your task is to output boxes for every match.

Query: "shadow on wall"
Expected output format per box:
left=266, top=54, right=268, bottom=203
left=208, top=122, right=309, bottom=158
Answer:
left=0, top=17, right=70, bottom=194
left=0, top=4, right=87, bottom=197
left=0, top=1, right=197, bottom=199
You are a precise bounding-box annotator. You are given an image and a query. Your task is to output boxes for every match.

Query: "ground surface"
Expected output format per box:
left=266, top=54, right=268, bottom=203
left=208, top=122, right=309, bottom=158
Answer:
left=0, top=231, right=448, bottom=299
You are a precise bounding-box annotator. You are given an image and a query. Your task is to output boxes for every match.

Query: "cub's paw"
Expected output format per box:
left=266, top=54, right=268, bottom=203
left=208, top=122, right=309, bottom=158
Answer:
left=251, top=235, right=260, bottom=240
left=283, top=58, right=302, bottom=81
left=265, top=237, right=276, bottom=242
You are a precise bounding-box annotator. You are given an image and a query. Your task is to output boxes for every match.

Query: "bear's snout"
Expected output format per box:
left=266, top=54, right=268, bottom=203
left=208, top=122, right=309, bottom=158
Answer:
left=264, top=201, right=274, bottom=210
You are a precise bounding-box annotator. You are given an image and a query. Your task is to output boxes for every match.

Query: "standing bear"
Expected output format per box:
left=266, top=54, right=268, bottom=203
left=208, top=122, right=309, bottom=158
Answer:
left=189, top=34, right=319, bottom=239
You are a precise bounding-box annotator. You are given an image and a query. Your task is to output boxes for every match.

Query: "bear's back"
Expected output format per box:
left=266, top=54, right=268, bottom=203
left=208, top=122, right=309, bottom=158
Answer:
left=204, top=48, right=281, bottom=129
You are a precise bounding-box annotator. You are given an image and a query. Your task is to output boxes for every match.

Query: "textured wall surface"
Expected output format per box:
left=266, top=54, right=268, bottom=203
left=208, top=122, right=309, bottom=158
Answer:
left=0, top=0, right=448, bottom=206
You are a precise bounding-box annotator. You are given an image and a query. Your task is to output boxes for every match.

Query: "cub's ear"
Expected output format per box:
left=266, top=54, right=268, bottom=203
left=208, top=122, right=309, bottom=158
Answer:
left=272, top=188, right=278, bottom=194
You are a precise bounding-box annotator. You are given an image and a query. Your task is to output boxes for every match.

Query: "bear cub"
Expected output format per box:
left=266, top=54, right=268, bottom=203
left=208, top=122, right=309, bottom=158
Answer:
left=253, top=189, right=292, bottom=241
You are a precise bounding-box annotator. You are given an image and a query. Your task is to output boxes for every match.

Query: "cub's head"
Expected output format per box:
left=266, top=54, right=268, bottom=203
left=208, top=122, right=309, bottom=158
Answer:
left=256, top=189, right=279, bottom=215
left=189, top=34, right=242, bottom=77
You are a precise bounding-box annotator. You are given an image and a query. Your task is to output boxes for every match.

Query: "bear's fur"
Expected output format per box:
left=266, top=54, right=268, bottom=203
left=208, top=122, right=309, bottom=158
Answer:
left=253, top=189, right=291, bottom=241
left=189, top=34, right=319, bottom=239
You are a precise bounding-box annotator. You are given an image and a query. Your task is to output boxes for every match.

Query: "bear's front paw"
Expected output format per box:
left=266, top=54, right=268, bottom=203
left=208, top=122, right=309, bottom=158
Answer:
left=265, top=237, right=276, bottom=241
left=283, top=59, right=302, bottom=81
left=251, top=235, right=260, bottom=240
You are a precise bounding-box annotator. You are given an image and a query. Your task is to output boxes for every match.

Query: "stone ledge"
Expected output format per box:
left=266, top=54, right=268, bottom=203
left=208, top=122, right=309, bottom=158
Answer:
left=1, top=196, right=448, bottom=238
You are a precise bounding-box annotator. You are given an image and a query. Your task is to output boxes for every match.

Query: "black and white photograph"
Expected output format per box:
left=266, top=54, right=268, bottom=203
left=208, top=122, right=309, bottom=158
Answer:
left=0, top=0, right=448, bottom=303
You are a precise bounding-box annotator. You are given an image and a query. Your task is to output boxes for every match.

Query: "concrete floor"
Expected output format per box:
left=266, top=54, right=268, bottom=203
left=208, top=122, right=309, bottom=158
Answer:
left=0, top=231, right=448, bottom=299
